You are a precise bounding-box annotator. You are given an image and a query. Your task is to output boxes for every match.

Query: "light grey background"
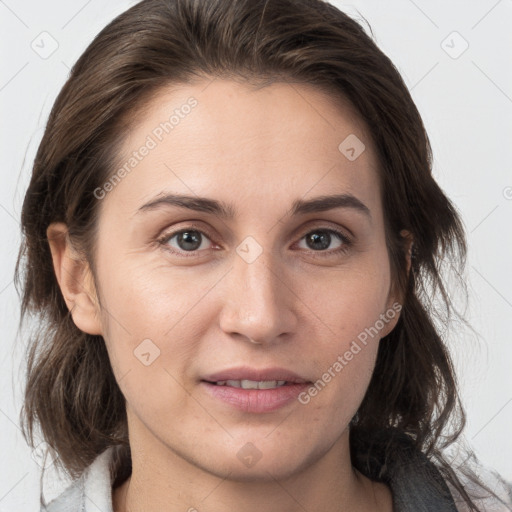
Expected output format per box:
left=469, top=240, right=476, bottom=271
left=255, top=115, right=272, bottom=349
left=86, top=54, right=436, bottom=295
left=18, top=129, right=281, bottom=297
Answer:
left=1, top=0, right=511, bottom=509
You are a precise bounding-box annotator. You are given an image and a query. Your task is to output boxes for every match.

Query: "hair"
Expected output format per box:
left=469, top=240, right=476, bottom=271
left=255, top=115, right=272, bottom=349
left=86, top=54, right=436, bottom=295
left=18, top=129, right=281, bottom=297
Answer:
left=14, top=0, right=505, bottom=510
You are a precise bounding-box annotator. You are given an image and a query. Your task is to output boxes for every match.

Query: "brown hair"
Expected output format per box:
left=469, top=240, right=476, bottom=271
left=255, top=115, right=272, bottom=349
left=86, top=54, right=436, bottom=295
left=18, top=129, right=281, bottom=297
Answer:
left=15, top=0, right=498, bottom=509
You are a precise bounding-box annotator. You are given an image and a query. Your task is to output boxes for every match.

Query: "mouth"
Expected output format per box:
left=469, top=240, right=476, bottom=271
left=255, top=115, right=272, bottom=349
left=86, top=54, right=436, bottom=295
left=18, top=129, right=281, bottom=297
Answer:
left=201, top=366, right=310, bottom=385
left=199, top=368, right=311, bottom=413
left=203, top=379, right=302, bottom=389
left=200, top=380, right=310, bottom=413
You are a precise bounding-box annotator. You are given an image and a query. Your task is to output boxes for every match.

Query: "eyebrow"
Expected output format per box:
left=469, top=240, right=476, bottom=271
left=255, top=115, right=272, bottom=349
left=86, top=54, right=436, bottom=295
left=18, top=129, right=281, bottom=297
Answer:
left=136, top=192, right=371, bottom=220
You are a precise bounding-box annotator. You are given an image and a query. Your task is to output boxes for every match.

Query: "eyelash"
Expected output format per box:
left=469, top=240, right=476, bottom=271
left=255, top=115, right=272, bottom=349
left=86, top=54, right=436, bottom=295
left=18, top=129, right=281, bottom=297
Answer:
left=155, top=223, right=352, bottom=259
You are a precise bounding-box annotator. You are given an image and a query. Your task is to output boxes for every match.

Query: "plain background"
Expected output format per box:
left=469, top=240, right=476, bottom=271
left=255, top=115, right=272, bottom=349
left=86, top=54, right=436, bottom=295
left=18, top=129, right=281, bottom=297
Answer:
left=1, top=0, right=511, bottom=509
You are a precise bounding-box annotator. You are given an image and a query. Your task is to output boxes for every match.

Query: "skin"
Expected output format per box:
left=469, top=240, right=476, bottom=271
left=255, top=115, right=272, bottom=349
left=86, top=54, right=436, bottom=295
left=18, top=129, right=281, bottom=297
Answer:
left=48, top=78, right=412, bottom=512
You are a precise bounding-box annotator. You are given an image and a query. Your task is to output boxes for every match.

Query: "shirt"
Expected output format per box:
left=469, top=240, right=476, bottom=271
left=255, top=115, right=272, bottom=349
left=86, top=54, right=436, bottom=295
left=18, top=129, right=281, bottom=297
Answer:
left=41, top=429, right=512, bottom=512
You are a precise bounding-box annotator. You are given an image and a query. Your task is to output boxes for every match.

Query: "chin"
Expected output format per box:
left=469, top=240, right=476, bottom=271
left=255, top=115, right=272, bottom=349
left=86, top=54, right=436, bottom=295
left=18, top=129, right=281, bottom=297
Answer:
left=204, top=457, right=308, bottom=483
left=192, top=439, right=325, bottom=483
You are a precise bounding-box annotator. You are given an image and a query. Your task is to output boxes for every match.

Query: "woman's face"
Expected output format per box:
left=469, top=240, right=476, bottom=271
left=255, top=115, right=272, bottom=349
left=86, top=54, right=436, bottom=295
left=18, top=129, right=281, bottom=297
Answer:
left=84, top=79, right=403, bottom=479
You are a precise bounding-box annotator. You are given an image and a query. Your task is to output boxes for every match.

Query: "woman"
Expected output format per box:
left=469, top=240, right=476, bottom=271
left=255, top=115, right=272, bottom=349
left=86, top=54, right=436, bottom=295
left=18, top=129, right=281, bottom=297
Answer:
left=15, top=0, right=512, bottom=510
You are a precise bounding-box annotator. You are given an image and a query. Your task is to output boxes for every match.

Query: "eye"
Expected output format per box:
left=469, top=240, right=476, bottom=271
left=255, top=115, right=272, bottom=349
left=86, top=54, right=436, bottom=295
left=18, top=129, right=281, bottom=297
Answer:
left=296, top=228, right=351, bottom=255
left=156, top=225, right=352, bottom=258
left=158, top=228, right=214, bottom=256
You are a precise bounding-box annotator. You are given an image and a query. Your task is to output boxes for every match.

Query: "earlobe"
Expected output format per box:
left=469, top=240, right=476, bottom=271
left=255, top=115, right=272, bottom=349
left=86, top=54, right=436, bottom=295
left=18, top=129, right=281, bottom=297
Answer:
left=378, top=303, right=401, bottom=339
left=46, top=222, right=103, bottom=335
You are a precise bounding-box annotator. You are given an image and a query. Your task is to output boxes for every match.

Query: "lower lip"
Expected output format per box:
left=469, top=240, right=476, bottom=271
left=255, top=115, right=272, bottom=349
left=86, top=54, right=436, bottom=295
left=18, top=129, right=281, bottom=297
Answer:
left=200, top=381, right=310, bottom=413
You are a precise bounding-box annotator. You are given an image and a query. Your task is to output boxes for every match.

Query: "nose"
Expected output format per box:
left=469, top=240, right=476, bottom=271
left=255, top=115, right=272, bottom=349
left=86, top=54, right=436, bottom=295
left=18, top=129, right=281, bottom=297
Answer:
left=218, top=247, right=298, bottom=346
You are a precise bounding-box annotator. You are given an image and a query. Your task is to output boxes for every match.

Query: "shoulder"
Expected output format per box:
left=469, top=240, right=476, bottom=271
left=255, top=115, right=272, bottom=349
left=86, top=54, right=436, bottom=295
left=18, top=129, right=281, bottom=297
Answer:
left=41, top=447, right=116, bottom=512
left=447, top=465, right=512, bottom=512
left=41, top=478, right=83, bottom=512
left=351, top=427, right=512, bottom=511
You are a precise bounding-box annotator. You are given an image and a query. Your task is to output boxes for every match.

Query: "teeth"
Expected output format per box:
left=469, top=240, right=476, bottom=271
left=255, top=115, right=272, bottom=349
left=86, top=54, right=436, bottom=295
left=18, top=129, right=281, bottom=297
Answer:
left=215, top=379, right=288, bottom=389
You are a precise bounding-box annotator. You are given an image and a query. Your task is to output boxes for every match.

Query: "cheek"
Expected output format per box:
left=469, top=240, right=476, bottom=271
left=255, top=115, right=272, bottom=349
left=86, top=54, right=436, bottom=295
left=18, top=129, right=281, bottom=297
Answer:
left=96, top=268, right=201, bottom=427
left=295, top=255, right=391, bottom=406
left=97, top=250, right=218, bottom=338
left=298, top=294, right=383, bottom=424
left=95, top=253, right=222, bottom=402
left=303, top=253, right=392, bottom=339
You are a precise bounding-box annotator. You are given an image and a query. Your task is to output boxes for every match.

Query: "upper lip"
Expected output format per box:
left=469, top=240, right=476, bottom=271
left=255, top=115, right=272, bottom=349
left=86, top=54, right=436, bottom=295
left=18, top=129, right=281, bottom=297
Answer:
left=202, top=366, right=310, bottom=384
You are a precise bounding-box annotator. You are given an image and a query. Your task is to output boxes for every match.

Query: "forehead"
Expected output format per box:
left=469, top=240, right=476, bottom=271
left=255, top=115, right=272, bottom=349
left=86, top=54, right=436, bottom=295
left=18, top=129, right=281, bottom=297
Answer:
left=103, top=79, right=381, bottom=219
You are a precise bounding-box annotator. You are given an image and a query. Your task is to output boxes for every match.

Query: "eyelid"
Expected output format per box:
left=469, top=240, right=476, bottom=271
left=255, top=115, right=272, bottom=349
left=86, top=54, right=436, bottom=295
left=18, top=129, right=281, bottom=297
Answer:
left=298, top=219, right=355, bottom=240
left=295, top=220, right=352, bottom=241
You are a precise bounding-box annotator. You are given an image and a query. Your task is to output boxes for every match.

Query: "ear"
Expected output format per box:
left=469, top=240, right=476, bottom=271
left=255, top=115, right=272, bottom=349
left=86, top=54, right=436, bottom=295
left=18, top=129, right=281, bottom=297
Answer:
left=46, top=222, right=103, bottom=335
left=400, top=229, right=414, bottom=277
left=380, top=229, right=414, bottom=338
